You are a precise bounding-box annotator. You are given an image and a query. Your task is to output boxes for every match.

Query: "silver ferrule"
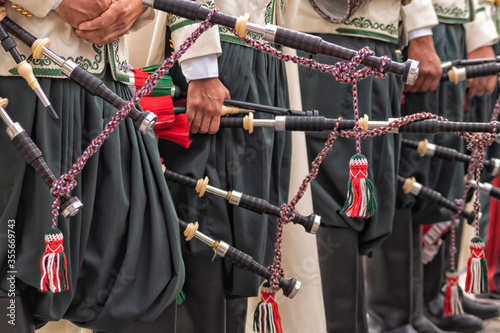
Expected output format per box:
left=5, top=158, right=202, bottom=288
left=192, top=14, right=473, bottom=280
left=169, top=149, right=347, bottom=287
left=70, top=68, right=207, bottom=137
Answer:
left=310, top=215, right=321, bottom=234
left=455, top=67, right=467, bottom=82
left=206, top=184, right=229, bottom=199
left=33, top=87, right=51, bottom=108
left=128, top=71, right=136, bottom=94
left=246, top=22, right=277, bottom=42
left=43, top=48, right=65, bottom=67
left=405, top=60, right=419, bottom=86
left=287, top=280, right=301, bottom=299
left=410, top=181, right=422, bottom=196
left=6, top=122, right=24, bottom=140
left=195, top=231, right=216, bottom=248
left=0, top=107, right=15, bottom=127
left=467, top=180, right=477, bottom=188
left=425, top=143, right=436, bottom=156
left=138, top=111, right=157, bottom=134
left=368, top=121, right=398, bottom=133
left=142, top=0, right=154, bottom=8
left=275, top=116, right=286, bottom=131
left=61, top=59, right=79, bottom=77
left=61, top=199, right=83, bottom=218
left=478, top=182, right=493, bottom=195
left=252, top=119, right=276, bottom=128
left=216, top=241, right=229, bottom=257
left=228, top=190, right=242, bottom=206
left=491, top=158, right=500, bottom=177
left=441, top=61, right=453, bottom=69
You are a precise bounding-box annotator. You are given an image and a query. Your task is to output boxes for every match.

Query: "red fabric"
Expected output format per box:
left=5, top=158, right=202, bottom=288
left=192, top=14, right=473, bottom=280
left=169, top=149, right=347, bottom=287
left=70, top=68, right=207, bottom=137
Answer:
left=486, top=176, right=500, bottom=292
left=155, top=114, right=191, bottom=148
left=132, top=68, right=156, bottom=97
left=132, top=70, right=191, bottom=148
left=136, top=93, right=191, bottom=148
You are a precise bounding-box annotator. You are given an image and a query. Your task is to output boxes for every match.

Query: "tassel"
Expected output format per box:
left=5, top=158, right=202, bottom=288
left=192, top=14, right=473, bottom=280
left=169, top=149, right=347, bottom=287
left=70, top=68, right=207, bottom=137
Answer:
left=40, top=228, right=69, bottom=293
left=176, top=289, right=186, bottom=306
left=253, top=283, right=283, bottom=333
left=465, top=237, right=489, bottom=294
left=443, top=270, right=464, bottom=316
left=341, top=154, right=377, bottom=218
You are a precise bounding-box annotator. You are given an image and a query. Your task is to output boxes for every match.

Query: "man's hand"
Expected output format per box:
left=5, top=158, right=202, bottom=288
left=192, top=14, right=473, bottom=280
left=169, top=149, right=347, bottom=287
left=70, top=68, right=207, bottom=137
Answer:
left=186, top=78, right=230, bottom=134
left=404, top=35, right=442, bottom=93
left=466, top=46, right=497, bottom=97
left=55, top=0, right=111, bottom=29
left=74, top=0, right=147, bottom=45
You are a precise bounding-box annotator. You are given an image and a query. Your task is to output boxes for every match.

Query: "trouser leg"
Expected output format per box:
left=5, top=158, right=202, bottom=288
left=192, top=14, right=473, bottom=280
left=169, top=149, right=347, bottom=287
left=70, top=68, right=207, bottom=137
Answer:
left=317, top=225, right=366, bottom=333
left=176, top=254, right=247, bottom=333
left=366, top=208, right=413, bottom=333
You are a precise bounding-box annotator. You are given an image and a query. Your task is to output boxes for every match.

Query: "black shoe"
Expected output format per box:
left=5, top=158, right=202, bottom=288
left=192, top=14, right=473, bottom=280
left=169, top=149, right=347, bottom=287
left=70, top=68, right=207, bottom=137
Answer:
left=369, top=312, right=418, bottom=333
left=424, top=312, right=482, bottom=333
left=461, top=294, right=500, bottom=320
left=426, top=297, right=483, bottom=333
left=478, top=291, right=500, bottom=300
left=412, top=314, right=444, bottom=333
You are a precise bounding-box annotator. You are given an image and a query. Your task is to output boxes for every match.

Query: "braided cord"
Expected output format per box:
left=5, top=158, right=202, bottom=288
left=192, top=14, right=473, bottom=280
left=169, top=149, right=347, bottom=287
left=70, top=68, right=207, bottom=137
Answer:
left=48, top=9, right=218, bottom=228
left=490, top=90, right=500, bottom=122
left=458, top=128, right=498, bottom=236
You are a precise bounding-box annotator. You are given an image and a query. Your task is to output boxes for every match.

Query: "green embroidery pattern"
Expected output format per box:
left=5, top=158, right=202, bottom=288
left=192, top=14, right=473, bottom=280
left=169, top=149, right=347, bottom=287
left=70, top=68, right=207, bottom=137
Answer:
left=109, top=40, right=129, bottom=83
left=77, top=44, right=104, bottom=71
left=335, top=28, right=398, bottom=44
left=169, top=18, right=199, bottom=32
left=169, top=1, right=215, bottom=32
left=9, top=44, right=105, bottom=77
left=433, top=3, right=470, bottom=22
left=265, top=1, right=274, bottom=25
left=342, top=17, right=397, bottom=37
left=219, top=26, right=264, bottom=46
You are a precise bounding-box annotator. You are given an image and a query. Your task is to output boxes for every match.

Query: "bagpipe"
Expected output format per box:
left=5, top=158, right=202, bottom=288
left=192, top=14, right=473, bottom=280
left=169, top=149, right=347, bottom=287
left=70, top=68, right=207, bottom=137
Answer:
left=0, top=8, right=157, bottom=134
left=163, top=166, right=321, bottom=234
left=142, top=0, right=419, bottom=85
left=218, top=113, right=500, bottom=134
left=138, top=2, right=498, bottom=308
left=401, top=138, right=500, bottom=177
left=173, top=98, right=320, bottom=117
left=0, top=20, right=56, bottom=119
left=397, top=176, right=475, bottom=224
left=467, top=179, right=500, bottom=201
left=0, top=98, right=82, bottom=217
left=441, top=57, right=500, bottom=84
left=178, top=219, right=301, bottom=298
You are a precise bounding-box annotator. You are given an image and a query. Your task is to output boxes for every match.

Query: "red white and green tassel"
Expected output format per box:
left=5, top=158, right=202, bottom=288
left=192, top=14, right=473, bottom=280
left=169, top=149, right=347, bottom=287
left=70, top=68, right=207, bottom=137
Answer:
left=443, top=269, right=464, bottom=316
left=40, top=228, right=69, bottom=293
left=253, top=282, right=283, bottom=333
left=341, top=154, right=377, bottom=218
left=465, top=237, right=489, bottom=294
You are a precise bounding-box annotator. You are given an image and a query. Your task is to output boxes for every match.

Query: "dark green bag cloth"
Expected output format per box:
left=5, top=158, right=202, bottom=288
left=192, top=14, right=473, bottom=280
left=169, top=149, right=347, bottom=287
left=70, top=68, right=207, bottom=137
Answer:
left=0, top=70, right=184, bottom=331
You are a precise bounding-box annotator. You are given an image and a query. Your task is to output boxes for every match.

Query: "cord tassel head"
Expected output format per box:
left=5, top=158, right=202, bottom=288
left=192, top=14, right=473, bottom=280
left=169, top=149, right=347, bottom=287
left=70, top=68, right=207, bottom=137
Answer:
left=341, top=154, right=377, bottom=218
left=465, top=237, right=488, bottom=294
left=40, top=228, right=69, bottom=293
left=253, top=282, right=283, bottom=333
